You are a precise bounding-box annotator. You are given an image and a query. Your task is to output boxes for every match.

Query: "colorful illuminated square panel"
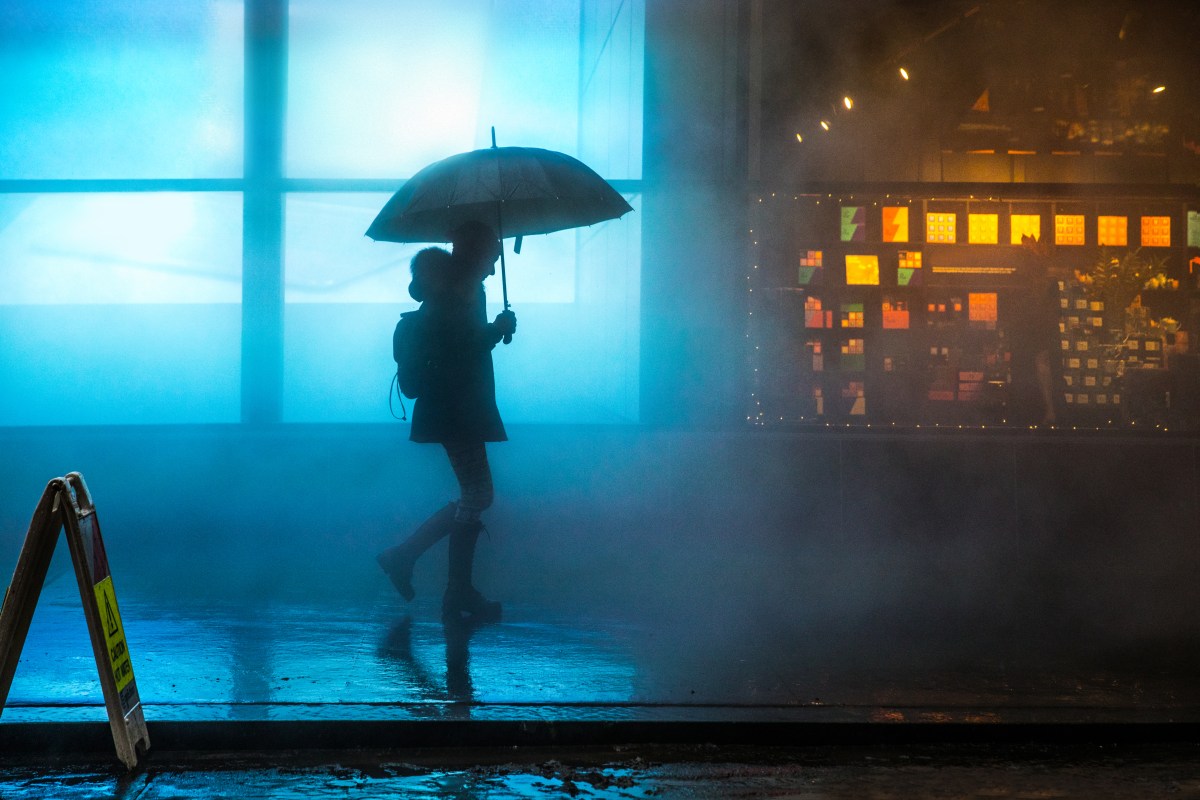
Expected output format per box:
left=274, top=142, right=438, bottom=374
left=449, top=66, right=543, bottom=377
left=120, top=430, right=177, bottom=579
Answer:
left=1097, top=216, right=1127, bottom=247
left=844, top=254, right=880, bottom=285
left=926, top=213, right=956, bottom=243
left=968, top=292, right=998, bottom=330
left=968, top=213, right=998, bottom=244
left=841, top=206, right=866, bottom=242
left=1141, top=216, right=1170, bottom=247
left=840, top=302, right=864, bottom=328
left=840, top=340, right=865, bottom=373
left=798, top=249, right=823, bottom=284
left=1055, top=214, right=1085, bottom=245
left=1011, top=214, right=1041, bottom=244
left=804, top=296, right=832, bottom=329
left=882, top=296, right=909, bottom=329
left=882, top=206, right=909, bottom=243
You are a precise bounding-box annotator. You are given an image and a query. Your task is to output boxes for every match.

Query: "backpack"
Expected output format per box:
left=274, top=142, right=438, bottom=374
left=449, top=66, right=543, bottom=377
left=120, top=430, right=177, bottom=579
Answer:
left=393, top=309, right=431, bottom=400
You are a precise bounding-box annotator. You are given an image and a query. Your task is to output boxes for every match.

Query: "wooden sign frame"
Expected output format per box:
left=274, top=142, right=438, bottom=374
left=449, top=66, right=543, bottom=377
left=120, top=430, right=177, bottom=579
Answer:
left=0, top=473, right=150, bottom=769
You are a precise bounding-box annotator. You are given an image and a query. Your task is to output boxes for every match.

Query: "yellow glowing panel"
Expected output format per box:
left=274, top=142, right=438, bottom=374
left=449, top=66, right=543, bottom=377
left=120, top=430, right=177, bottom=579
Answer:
left=882, top=206, right=909, bottom=243
left=926, top=213, right=956, bottom=243
left=1055, top=214, right=1085, bottom=245
left=968, top=214, right=998, bottom=244
left=1097, top=216, right=1127, bottom=247
left=844, top=255, right=880, bottom=285
left=1010, top=214, right=1041, bottom=244
left=1141, top=216, right=1170, bottom=247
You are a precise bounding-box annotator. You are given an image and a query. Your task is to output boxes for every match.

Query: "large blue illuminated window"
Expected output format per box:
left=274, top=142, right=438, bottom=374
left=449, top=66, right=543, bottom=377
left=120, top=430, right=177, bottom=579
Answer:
left=0, top=0, right=643, bottom=426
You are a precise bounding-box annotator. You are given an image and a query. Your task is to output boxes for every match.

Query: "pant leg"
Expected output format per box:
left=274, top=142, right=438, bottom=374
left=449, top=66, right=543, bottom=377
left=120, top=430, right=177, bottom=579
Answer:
left=442, top=441, right=494, bottom=522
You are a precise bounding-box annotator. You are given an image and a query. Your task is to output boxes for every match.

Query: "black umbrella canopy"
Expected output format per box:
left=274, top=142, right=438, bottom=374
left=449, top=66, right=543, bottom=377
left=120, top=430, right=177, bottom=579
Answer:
left=365, top=145, right=633, bottom=244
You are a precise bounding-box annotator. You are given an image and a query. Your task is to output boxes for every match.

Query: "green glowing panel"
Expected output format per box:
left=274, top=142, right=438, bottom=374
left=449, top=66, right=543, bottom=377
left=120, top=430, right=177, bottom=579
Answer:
left=841, top=206, right=866, bottom=242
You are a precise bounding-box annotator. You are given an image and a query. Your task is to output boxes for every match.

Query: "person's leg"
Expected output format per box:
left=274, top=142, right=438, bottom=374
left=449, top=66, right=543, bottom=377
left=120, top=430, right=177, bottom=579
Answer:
left=1035, top=350, right=1056, bottom=424
left=442, top=441, right=501, bottom=623
left=377, top=502, right=458, bottom=601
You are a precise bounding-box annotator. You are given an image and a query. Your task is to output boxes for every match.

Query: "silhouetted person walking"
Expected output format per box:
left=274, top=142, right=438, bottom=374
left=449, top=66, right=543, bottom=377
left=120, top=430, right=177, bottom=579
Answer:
left=378, top=221, right=516, bottom=624
left=1008, top=237, right=1062, bottom=425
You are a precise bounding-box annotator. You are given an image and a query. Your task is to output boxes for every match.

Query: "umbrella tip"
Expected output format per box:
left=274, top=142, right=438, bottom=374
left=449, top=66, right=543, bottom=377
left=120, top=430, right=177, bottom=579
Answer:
left=491, top=126, right=497, bottom=148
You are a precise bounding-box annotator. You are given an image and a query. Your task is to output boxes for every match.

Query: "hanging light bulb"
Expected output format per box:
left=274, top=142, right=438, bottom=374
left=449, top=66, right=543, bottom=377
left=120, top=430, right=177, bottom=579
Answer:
left=843, top=96, right=854, bottom=110
left=899, top=67, right=910, bottom=80
left=820, top=120, right=830, bottom=131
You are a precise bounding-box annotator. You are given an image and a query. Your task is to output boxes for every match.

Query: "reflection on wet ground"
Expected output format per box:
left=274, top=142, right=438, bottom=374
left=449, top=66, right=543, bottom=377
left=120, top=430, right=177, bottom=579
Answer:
left=3, top=576, right=1198, bottom=725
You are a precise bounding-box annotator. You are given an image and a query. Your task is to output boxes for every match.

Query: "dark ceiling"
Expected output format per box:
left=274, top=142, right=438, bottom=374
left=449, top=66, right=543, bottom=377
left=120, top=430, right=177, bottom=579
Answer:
left=760, top=0, right=1200, bottom=158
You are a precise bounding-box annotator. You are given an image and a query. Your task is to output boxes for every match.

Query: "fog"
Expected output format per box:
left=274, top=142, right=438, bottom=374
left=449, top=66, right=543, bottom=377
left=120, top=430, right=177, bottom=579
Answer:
left=2, top=0, right=1198, bottom=711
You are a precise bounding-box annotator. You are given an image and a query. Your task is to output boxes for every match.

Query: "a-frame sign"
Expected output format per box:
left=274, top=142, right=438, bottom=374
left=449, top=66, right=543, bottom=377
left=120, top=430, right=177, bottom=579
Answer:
left=0, top=473, right=150, bottom=769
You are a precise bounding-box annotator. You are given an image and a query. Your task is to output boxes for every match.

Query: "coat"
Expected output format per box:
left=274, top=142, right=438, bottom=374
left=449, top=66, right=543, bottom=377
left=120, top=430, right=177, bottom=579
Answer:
left=409, top=286, right=507, bottom=444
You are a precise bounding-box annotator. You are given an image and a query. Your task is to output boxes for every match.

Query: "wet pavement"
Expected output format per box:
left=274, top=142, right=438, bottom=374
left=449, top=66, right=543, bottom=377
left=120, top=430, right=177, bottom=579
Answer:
left=2, top=742, right=1199, bottom=799
left=3, top=532, right=1199, bottom=796
left=4, top=574, right=1198, bottom=726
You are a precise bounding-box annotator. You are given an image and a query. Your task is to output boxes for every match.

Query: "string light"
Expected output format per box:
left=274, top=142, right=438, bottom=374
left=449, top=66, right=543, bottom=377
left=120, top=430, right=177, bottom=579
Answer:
left=899, top=67, right=910, bottom=80
left=843, top=96, right=854, bottom=110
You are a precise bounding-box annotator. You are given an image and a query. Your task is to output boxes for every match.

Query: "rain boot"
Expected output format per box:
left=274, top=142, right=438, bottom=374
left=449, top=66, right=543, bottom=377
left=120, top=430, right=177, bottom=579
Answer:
left=377, top=502, right=457, bottom=601
left=442, top=519, right=501, bottom=624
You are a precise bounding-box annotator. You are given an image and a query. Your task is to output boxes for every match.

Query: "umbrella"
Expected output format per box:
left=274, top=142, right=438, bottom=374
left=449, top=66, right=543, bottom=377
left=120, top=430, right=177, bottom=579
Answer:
left=366, top=129, right=633, bottom=310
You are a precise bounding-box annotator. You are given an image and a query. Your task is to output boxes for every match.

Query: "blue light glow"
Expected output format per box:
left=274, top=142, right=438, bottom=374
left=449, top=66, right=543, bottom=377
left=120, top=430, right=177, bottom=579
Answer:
left=287, top=0, right=643, bottom=179
left=0, top=0, right=244, bottom=179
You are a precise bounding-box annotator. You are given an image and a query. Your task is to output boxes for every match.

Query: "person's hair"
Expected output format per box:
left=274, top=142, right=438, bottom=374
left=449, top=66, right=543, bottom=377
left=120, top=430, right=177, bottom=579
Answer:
left=408, top=246, right=453, bottom=302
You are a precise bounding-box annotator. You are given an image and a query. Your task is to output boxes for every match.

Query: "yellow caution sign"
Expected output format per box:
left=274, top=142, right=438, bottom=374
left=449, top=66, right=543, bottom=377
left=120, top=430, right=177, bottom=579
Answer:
left=93, top=576, right=136, bottom=708
left=0, top=474, right=149, bottom=769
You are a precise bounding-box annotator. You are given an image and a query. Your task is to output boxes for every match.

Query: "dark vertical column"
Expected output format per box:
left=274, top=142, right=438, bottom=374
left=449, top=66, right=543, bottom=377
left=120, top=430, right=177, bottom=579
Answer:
left=242, top=0, right=287, bottom=424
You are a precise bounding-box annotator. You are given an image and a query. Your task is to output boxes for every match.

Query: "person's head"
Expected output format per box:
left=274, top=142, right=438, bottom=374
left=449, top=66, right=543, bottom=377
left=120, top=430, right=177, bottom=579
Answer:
left=449, top=220, right=502, bottom=281
left=408, top=246, right=454, bottom=302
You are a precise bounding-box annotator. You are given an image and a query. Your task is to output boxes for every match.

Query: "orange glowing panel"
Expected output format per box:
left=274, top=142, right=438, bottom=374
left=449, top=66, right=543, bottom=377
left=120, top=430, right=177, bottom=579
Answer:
left=926, top=212, right=956, bottom=243
left=882, top=206, right=909, bottom=243
left=1141, top=216, right=1171, bottom=247
left=968, top=214, right=998, bottom=244
left=844, top=254, right=880, bottom=285
left=968, top=292, right=998, bottom=330
left=1010, top=214, right=1041, bottom=245
left=1055, top=214, right=1085, bottom=245
left=882, top=296, right=909, bottom=329
left=1097, top=216, right=1127, bottom=247
left=804, top=296, right=828, bottom=329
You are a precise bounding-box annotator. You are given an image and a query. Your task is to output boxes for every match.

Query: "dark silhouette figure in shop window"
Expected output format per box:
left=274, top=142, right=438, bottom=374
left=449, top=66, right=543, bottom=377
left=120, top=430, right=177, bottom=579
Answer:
left=1007, top=235, right=1064, bottom=425
left=377, top=221, right=517, bottom=624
